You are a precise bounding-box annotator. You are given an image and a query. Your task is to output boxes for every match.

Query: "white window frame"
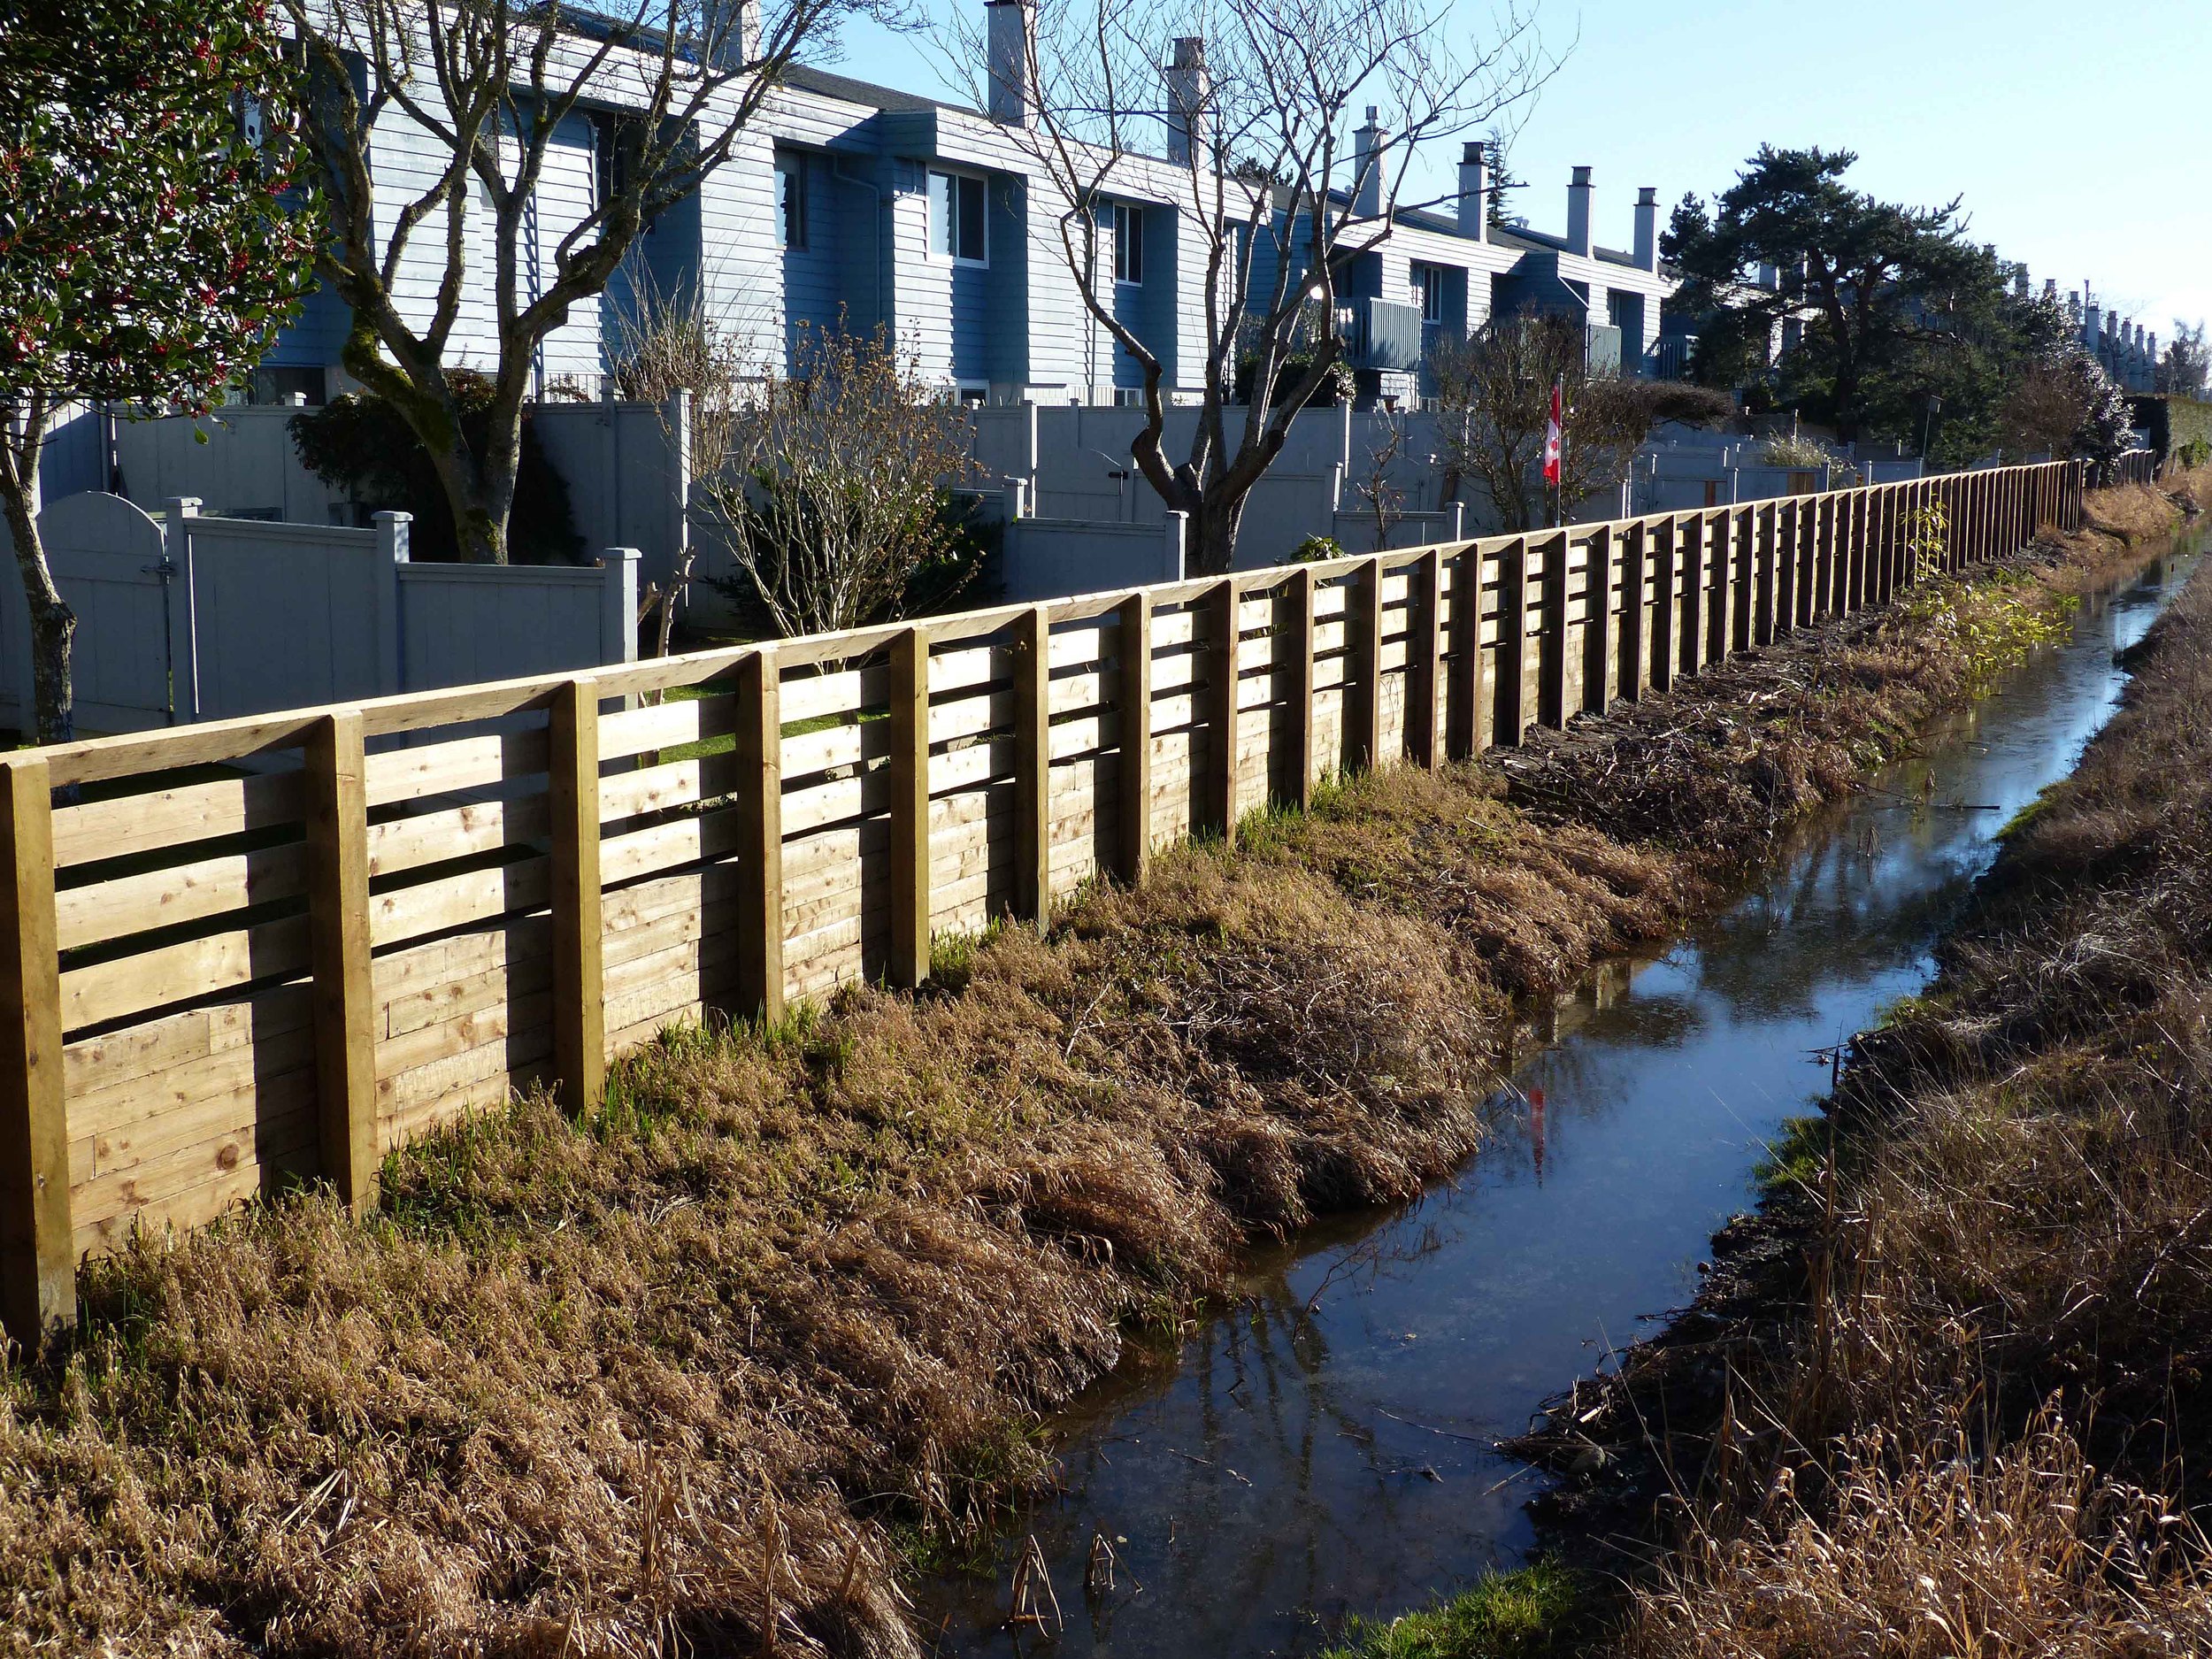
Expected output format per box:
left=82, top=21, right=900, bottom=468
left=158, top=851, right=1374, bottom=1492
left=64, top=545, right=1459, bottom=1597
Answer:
left=1112, top=202, right=1145, bottom=287
left=775, top=151, right=809, bottom=251
left=1417, top=264, right=1446, bottom=325
left=930, top=169, right=989, bottom=266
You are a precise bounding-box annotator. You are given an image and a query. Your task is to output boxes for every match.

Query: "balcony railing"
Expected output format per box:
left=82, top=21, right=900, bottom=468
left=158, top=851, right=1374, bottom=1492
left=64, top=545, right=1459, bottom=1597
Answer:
left=1337, top=297, right=1425, bottom=373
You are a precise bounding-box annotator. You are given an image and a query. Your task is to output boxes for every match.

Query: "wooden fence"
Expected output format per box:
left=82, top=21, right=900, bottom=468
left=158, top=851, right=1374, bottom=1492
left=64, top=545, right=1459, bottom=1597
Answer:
left=0, top=461, right=2085, bottom=1341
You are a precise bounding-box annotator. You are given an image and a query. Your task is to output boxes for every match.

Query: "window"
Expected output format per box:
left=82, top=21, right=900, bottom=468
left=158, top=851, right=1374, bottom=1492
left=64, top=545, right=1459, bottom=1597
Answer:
left=776, top=152, right=809, bottom=250
left=1114, top=387, right=1144, bottom=408
left=1416, top=264, right=1446, bottom=324
left=593, top=113, right=634, bottom=211
left=1113, top=202, right=1144, bottom=285
left=931, top=170, right=987, bottom=264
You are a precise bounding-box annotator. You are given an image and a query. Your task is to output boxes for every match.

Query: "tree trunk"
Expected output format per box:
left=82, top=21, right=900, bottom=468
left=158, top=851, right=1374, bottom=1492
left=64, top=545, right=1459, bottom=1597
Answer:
left=426, top=427, right=516, bottom=566
left=1, top=475, right=74, bottom=746
left=1187, top=495, right=1244, bottom=577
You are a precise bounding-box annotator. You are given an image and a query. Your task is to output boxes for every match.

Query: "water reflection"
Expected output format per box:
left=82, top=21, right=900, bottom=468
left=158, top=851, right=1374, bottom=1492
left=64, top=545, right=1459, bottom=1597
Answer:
left=918, top=544, right=2201, bottom=1659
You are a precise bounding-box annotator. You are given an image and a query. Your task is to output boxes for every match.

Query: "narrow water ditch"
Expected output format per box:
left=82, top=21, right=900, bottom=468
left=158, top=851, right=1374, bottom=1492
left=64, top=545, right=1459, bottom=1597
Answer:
left=915, top=529, right=2206, bottom=1659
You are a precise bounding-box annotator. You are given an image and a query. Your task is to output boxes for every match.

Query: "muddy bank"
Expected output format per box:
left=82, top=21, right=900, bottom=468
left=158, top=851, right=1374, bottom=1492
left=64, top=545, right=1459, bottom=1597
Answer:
left=1511, top=484, right=2212, bottom=1653
left=0, top=494, right=2167, bottom=1659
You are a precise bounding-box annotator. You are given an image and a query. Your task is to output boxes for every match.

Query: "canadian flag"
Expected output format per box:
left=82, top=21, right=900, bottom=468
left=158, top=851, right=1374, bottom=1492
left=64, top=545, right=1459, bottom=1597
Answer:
left=1542, top=380, right=1563, bottom=486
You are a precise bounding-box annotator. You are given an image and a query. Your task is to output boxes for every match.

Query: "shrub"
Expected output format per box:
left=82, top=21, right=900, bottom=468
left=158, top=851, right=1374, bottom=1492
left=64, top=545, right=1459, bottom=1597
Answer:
left=290, top=370, right=584, bottom=564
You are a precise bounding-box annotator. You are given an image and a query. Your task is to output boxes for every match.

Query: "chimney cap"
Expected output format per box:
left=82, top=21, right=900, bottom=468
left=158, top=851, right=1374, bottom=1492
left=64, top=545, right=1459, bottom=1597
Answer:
left=1571, top=164, right=1593, bottom=185
left=1363, top=104, right=1379, bottom=125
left=1170, top=35, right=1204, bottom=65
left=1462, top=140, right=1486, bottom=164
left=1636, top=186, right=1657, bottom=205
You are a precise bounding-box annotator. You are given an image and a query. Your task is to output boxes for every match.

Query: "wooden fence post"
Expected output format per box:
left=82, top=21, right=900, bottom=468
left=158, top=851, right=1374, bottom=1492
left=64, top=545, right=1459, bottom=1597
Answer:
left=1753, top=503, right=1778, bottom=647
left=1786, top=497, right=1809, bottom=627
left=889, top=626, right=933, bottom=987
left=1493, top=539, right=1529, bottom=746
left=1619, top=523, right=1648, bottom=700
left=1647, top=519, right=1678, bottom=694
left=1727, top=509, right=1754, bottom=655
left=1708, top=511, right=1735, bottom=662
left=1446, top=546, right=1482, bottom=757
left=1813, top=495, right=1835, bottom=619
left=1118, top=592, right=1154, bottom=882
left=735, top=648, right=785, bottom=1023
left=1014, top=605, right=1053, bottom=929
left=0, top=755, right=71, bottom=1348
left=1583, top=526, right=1615, bottom=714
left=1285, top=568, right=1317, bottom=809
left=1538, top=532, right=1571, bottom=728
left=1206, top=577, right=1242, bottom=843
left=1349, top=557, right=1385, bottom=772
left=303, top=710, right=379, bottom=1206
left=548, top=680, right=605, bottom=1116
left=1678, top=515, right=1707, bottom=674
left=1407, top=549, right=1442, bottom=768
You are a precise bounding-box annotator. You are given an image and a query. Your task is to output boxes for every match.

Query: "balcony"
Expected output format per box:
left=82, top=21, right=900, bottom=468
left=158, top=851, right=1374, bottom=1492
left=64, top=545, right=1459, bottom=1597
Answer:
left=1337, top=297, right=1425, bottom=373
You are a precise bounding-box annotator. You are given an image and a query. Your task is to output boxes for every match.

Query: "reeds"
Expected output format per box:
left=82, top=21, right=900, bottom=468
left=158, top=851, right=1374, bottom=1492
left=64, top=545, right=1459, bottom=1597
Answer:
left=1624, top=532, right=2212, bottom=1658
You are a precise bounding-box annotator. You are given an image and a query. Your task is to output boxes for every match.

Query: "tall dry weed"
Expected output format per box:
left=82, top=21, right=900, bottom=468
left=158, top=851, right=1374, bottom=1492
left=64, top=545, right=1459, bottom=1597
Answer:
left=1622, top=524, right=2212, bottom=1659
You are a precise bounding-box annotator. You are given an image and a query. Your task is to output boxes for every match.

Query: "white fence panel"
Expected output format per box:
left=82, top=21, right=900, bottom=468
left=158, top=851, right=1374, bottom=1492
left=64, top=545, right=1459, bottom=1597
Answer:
left=113, top=408, right=348, bottom=524
left=180, top=514, right=396, bottom=720
left=530, top=399, right=688, bottom=596
left=398, top=556, right=637, bottom=688
left=998, top=514, right=1186, bottom=602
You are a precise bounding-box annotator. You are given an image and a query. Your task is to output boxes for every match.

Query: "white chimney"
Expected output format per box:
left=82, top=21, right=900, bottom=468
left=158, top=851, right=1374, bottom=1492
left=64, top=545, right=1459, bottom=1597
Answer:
left=986, top=0, right=1034, bottom=127
left=1632, top=186, right=1657, bottom=272
left=1352, top=107, right=1386, bottom=219
left=1456, top=141, right=1488, bottom=241
left=2044, top=277, right=2058, bottom=303
left=1565, top=165, right=1592, bottom=257
left=1163, top=36, right=1210, bottom=166
left=2083, top=291, right=2100, bottom=347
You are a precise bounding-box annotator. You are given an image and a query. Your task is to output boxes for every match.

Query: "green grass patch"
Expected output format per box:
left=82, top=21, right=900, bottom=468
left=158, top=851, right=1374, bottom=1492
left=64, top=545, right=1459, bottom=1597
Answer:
left=1319, top=1563, right=1595, bottom=1659
left=1755, top=1111, right=1833, bottom=1196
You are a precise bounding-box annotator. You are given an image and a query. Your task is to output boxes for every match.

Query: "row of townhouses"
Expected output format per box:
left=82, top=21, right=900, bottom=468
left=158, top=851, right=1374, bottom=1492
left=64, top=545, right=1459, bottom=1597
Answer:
left=2067, top=287, right=2162, bottom=393
left=247, top=0, right=1682, bottom=413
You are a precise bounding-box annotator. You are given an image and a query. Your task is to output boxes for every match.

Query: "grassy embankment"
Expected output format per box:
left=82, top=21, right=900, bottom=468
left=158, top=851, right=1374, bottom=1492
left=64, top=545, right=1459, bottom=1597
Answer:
left=0, top=484, right=2185, bottom=1658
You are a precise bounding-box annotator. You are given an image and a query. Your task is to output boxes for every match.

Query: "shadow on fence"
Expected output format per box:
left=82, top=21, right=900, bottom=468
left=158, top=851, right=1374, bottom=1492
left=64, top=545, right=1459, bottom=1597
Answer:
left=0, top=458, right=2097, bottom=1343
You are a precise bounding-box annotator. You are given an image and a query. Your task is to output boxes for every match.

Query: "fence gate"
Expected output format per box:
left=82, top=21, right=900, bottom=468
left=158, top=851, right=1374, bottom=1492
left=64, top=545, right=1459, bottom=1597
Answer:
left=39, top=491, right=185, bottom=733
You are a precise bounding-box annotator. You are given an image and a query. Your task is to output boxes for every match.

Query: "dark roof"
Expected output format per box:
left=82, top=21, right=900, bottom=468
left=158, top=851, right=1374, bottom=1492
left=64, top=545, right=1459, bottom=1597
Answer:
left=781, top=63, right=973, bottom=116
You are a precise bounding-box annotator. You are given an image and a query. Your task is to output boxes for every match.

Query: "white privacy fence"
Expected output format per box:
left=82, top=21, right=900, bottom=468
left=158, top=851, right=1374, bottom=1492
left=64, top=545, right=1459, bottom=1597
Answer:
left=0, top=495, right=637, bottom=736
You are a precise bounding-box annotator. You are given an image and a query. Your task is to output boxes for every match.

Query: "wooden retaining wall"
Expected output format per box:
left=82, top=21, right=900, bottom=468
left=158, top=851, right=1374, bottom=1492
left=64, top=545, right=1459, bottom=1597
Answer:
left=0, top=462, right=2085, bottom=1341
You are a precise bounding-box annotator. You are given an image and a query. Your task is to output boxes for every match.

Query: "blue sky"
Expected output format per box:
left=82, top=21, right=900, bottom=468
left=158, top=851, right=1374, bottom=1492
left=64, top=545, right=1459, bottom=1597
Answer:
left=821, top=0, right=2211, bottom=348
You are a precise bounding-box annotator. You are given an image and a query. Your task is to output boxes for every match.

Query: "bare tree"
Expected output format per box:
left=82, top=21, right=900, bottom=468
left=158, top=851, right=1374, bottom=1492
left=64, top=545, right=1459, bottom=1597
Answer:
left=941, top=0, right=1552, bottom=573
left=282, top=0, right=884, bottom=565
left=1432, top=311, right=1674, bottom=532
left=701, top=325, right=982, bottom=637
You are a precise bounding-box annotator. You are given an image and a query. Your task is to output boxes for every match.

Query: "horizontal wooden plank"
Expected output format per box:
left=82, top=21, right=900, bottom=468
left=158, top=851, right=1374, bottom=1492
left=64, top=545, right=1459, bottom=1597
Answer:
left=369, top=856, right=552, bottom=951
left=365, top=727, right=551, bottom=809
left=55, top=840, right=309, bottom=951
left=367, top=793, right=552, bottom=879
left=53, top=770, right=305, bottom=868
left=61, top=916, right=311, bottom=1034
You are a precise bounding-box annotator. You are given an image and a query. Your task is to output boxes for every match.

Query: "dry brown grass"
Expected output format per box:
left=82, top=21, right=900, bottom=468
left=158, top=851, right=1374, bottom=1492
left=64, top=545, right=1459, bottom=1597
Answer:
left=0, top=493, right=2173, bottom=1658
left=1614, top=511, right=2212, bottom=1657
